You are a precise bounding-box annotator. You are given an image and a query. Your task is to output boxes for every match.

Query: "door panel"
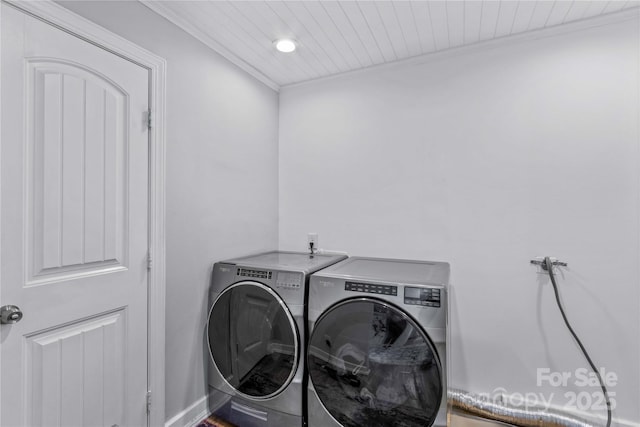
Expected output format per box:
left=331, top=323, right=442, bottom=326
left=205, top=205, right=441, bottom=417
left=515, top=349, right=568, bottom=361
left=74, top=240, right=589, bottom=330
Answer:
left=29, top=59, right=128, bottom=282
left=1, top=4, right=149, bottom=426
left=25, top=309, right=126, bottom=427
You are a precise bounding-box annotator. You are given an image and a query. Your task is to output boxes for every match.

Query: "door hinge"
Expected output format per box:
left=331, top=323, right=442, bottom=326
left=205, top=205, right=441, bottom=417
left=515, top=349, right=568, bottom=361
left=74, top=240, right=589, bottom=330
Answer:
left=146, top=109, right=152, bottom=130
left=146, top=390, right=152, bottom=414
left=147, top=250, right=153, bottom=270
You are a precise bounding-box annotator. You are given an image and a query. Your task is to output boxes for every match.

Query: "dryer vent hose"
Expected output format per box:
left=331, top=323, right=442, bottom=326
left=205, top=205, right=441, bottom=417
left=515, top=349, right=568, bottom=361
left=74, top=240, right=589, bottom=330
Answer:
left=449, top=389, right=594, bottom=427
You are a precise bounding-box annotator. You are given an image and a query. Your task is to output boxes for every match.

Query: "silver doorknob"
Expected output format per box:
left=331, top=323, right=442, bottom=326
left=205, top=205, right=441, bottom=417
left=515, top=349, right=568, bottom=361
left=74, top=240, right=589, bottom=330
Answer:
left=0, top=305, right=23, bottom=324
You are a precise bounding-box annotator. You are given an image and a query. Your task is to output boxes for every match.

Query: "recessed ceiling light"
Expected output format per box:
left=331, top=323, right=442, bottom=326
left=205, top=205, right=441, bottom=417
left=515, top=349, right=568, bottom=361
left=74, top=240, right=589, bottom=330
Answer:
left=274, top=39, right=297, bottom=53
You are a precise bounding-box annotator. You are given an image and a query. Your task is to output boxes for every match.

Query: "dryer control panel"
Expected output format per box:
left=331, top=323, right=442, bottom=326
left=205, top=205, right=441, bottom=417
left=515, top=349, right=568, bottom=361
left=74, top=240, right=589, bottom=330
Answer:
left=404, top=287, right=441, bottom=307
left=345, top=281, right=398, bottom=296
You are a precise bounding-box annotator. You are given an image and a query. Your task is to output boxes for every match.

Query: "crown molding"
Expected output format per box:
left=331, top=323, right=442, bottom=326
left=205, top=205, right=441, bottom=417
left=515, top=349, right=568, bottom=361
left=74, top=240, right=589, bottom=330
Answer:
left=140, top=0, right=280, bottom=92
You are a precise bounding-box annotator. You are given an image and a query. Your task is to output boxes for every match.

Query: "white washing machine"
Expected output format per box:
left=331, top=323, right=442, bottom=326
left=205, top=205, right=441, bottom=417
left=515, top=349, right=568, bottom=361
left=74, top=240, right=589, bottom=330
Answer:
left=207, top=251, right=347, bottom=427
left=307, top=257, right=450, bottom=427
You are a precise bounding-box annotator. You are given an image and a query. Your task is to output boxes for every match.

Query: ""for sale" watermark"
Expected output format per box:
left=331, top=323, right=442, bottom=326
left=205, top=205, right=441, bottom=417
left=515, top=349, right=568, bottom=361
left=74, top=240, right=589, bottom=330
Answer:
left=535, top=367, right=617, bottom=411
left=536, top=368, right=618, bottom=411
left=481, top=368, right=618, bottom=412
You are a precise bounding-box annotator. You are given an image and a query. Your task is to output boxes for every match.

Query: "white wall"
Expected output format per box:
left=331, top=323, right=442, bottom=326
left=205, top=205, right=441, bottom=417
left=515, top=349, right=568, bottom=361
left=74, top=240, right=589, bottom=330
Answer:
left=58, top=1, right=279, bottom=423
left=279, top=14, right=639, bottom=425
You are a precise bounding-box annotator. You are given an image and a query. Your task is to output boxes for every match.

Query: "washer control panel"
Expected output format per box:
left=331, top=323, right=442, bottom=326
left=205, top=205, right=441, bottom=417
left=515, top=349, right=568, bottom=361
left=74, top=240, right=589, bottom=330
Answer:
left=276, top=271, right=302, bottom=289
left=404, top=287, right=441, bottom=307
left=345, top=281, right=397, bottom=296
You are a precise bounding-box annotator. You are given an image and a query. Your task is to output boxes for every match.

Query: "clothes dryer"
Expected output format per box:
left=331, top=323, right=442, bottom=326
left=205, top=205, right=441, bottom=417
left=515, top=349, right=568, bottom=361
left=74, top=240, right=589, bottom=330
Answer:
left=307, top=257, right=449, bottom=427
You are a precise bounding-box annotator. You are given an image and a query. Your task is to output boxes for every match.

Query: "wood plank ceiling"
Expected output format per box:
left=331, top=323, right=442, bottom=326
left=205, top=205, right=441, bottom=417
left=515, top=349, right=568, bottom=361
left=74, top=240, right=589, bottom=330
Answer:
left=142, top=1, right=639, bottom=90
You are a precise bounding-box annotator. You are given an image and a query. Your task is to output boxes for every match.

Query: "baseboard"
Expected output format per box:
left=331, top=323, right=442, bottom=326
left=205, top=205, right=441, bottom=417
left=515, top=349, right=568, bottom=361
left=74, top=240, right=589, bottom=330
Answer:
left=165, top=394, right=210, bottom=427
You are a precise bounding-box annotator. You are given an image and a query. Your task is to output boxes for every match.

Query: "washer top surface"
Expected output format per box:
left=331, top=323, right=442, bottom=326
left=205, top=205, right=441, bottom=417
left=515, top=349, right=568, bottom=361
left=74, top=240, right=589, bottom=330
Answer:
left=222, top=250, right=347, bottom=274
left=316, top=256, right=450, bottom=285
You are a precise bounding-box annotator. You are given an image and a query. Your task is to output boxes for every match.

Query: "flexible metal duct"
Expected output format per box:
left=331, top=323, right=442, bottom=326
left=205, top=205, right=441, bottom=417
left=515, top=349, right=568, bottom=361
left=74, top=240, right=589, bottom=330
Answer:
left=449, top=389, right=595, bottom=427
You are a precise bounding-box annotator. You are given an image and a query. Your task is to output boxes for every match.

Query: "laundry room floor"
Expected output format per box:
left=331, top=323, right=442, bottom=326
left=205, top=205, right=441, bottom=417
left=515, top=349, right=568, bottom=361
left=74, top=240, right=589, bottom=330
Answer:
left=196, top=414, right=238, bottom=427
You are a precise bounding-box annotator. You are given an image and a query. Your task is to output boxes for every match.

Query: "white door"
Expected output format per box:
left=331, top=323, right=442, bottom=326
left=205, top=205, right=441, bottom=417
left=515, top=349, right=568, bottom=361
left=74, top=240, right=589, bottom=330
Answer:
left=1, top=4, right=150, bottom=426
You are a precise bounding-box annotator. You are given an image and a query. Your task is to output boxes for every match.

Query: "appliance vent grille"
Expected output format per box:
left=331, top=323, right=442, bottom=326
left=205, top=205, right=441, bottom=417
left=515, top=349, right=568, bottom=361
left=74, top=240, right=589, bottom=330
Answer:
left=237, top=268, right=272, bottom=280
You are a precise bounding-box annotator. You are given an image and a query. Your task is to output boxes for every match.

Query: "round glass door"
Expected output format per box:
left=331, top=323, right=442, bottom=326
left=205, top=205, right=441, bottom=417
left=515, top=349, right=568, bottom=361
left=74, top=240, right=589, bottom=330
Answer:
left=208, top=282, right=298, bottom=399
left=308, top=298, right=442, bottom=427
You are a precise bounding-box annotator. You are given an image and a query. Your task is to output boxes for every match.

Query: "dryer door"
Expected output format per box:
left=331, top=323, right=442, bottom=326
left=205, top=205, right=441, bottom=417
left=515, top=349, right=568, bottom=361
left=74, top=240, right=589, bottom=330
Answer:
left=308, top=298, right=442, bottom=427
left=208, top=282, right=299, bottom=399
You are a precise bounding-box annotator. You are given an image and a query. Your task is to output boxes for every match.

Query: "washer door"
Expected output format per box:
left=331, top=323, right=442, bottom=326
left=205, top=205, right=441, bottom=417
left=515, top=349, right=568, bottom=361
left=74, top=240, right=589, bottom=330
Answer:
left=308, top=298, right=442, bottom=427
left=208, top=282, right=299, bottom=399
